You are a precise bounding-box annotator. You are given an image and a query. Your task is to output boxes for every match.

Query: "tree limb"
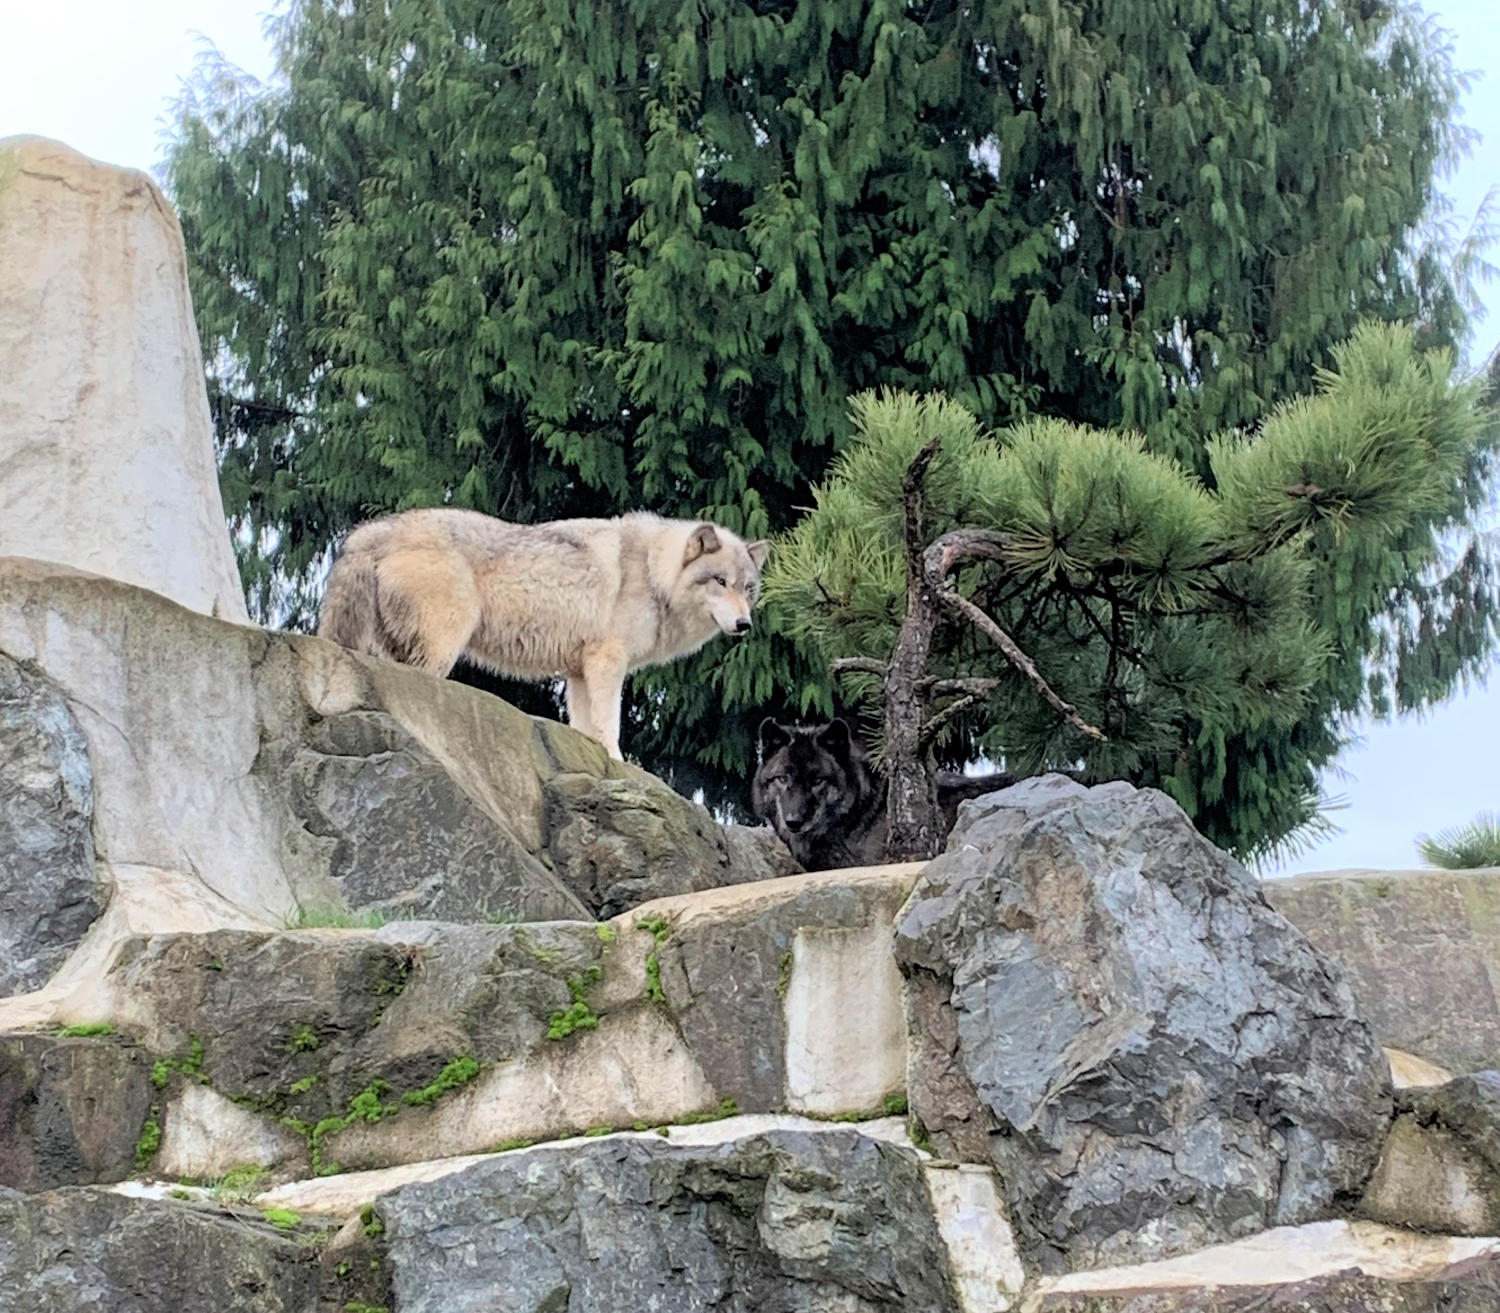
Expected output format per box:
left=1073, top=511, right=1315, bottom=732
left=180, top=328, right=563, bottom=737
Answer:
left=920, top=693, right=983, bottom=746
left=832, top=657, right=890, bottom=678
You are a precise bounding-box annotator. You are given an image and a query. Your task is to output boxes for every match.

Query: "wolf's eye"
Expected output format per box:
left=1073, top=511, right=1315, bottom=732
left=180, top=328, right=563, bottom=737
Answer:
left=712, top=574, right=727, bottom=586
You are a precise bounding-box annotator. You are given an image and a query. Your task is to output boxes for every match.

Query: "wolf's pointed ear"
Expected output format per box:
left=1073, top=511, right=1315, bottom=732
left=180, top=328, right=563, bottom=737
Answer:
left=758, top=717, right=792, bottom=758
left=684, top=523, right=722, bottom=564
left=746, top=539, right=771, bottom=570
left=818, top=718, right=854, bottom=759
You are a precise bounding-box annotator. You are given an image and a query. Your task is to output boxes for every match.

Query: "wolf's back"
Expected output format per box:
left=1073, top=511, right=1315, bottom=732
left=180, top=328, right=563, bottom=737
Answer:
left=316, top=541, right=381, bottom=653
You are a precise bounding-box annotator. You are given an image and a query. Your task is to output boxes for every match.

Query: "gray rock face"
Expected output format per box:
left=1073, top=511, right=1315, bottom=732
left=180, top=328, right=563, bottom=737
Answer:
left=0, top=655, right=100, bottom=996
left=542, top=772, right=797, bottom=917
left=259, top=708, right=589, bottom=924
left=0, top=1186, right=319, bottom=1312
left=378, top=1129, right=957, bottom=1313
left=1267, top=868, right=1500, bottom=1074
left=1362, top=1072, right=1500, bottom=1235
left=895, top=775, right=1392, bottom=1274
left=0, top=1033, right=153, bottom=1191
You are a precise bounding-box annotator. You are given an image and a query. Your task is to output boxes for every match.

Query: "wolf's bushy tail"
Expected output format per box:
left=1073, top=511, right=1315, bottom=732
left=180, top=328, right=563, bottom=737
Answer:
left=316, top=548, right=379, bottom=653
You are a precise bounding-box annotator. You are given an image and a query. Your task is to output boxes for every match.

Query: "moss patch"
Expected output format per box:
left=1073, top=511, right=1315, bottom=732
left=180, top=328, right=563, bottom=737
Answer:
left=400, top=1056, right=480, bottom=1107
left=547, top=965, right=604, bottom=1040
left=53, top=1021, right=115, bottom=1038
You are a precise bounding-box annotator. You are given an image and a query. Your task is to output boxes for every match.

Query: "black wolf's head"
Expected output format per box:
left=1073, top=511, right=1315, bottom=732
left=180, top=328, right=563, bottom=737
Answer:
left=752, top=719, right=881, bottom=867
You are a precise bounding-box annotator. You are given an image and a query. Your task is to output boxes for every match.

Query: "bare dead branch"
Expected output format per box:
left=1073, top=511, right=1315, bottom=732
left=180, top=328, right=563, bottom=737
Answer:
left=832, top=657, right=890, bottom=678
left=922, top=676, right=1002, bottom=697
left=920, top=693, right=983, bottom=746
left=936, top=587, right=1106, bottom=741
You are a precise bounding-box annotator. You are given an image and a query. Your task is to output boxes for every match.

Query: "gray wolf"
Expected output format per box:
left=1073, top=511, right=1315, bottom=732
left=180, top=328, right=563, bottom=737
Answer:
left=318, top=508, right=769, bottom=760
left=752, top=719, right=1012, bottom=870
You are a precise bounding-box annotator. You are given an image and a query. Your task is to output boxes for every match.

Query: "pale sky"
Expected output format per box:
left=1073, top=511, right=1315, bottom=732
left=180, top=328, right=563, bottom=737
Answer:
left=3, top=1, right=1497, bottom=876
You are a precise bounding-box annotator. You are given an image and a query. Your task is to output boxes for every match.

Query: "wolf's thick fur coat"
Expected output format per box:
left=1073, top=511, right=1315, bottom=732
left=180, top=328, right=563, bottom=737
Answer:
left=752, top=719, right=1012, bottom=870
left=318, top=507, right=768, bottom=759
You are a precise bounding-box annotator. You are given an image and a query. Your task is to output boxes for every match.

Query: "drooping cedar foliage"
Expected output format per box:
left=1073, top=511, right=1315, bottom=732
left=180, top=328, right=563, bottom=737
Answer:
left=165, top=0, right=1491, bottom=839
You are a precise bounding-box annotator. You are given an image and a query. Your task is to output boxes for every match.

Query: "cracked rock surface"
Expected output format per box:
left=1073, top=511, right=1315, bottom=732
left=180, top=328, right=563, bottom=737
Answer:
left=377, top=1128, right=956, bottom=1313
left=896, top=774, right=1392, bottom=1274
left=0, top=654, right=100, bottom=996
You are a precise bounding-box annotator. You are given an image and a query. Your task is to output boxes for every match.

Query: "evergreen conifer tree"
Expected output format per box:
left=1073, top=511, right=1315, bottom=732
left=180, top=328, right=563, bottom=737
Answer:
left=166, top=0, right=1489, bottom=817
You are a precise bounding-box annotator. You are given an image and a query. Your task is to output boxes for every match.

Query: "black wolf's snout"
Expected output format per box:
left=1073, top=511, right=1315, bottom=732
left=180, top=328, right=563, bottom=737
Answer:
left=734, top=617, right=753, bottom=634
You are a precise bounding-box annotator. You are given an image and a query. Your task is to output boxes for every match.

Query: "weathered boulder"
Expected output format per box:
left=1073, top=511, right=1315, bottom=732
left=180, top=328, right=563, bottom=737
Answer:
left=1362, top=1072, right=1500, bottom=1235
left=1024, top=1220, right=1500, bottom=1312
left=0, top=1032, right=152, bottom=1191
left=0, top=655, right=100, bottom=996
left=0, top=562, right=790, bottom=1012
left=895, top=775, right=1392, bottom=1274
left=1268, top=868, right=1500, bottom=1074
left=0, top=1185, right=320, bottom=1312
left=376, top=1128, right=959, bottom=1313
left=43, top=865, right=921, bottom=1182
left=542, top=771, right=797, bottom=916
left=0, top=137, right=247, bottom=623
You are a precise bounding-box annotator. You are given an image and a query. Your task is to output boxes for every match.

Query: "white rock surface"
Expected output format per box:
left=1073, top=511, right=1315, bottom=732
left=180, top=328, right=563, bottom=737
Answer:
left=784, top=922, right=907, bottom=1115
left=926, top=1162, right=1027, bottom=1312
left=0, top=137, right=247, bottom=621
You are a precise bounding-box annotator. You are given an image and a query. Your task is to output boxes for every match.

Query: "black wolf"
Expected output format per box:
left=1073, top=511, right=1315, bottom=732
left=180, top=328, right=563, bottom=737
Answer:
left=752, top=719, right=1009, bottom=870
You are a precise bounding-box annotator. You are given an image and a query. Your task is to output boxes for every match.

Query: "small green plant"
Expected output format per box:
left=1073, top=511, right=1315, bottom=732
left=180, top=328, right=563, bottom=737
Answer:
left=547, top=966, right=603, bottom=1040
left=343, top=1303, right=389, bottom=1313
left=263, top=1206, right=301, bottom=1230
left=169, top=1187, right=193, bottom=1201
left=290, top=906, right=389, bottom=930
left=485, top=910, right=520, bottom=925
left=908, top=1115, right=933, bottom=1154
left=1417, top=812, right=1500, bottom=870
left=488, top=1136, right=535, bottom=1153
left=883, top=1092, right=909, bottom=1117
left=678, top=1097, right=739, bottom=1125
left=583, top=1125, right=613, bottom=1137
left=401, top=1056, right=480, bottom=1106
left=211, top=1163, right=269, bottom=1204
left=288, top=1024, right=320, bottom=1053
left=134, top=1114, right=162, bottom=1170
left=150, top=1035, right=208, bottom=1089
left=289, top=1074, right=319, bottom=1095
left=359, top=1203, right=384, bottom=1239
left=54, top=1021, right=115, bottom=1038
left=345, top=1081, right=396, bottom=1124
left=637, top=915, right=671, bottom=1005
left=775, top=950, right=794, bottom=1001
left=150, top=1059, right=171, bottom=1089
left=595, top=924, right=618, bottom=944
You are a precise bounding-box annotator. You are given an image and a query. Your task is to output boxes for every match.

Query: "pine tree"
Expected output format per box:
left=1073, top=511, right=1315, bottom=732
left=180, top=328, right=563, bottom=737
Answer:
left=767, top=325, right=1494, bottom=857
left=165, top=0, right=1484, bottom=808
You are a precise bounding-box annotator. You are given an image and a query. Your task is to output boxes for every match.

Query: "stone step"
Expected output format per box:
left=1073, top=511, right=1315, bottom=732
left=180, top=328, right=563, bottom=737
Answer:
left=4, top=863, right=921, bottom=1187
left=1023, top=1219, right=1500, bottom=1311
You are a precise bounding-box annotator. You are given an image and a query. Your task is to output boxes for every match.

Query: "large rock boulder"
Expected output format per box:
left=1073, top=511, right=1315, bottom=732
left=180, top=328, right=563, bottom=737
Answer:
left=376, top=1128, right=959, bottom=1313
left=895, top=775, right=1392, bottom=1274
left=1267, top=868, right=1500, bottom=1074
left=0, top=1185, right=320, bottom=1312
left=0, top=562, right=792, bottom=1014
left=0, top=137, right=247, bottom=623
left=0, top=1033, right=152, bottom=1191
left=0, top=655, right=100, bottom=996
left=1361, top=1071, right=1500, bottom=1235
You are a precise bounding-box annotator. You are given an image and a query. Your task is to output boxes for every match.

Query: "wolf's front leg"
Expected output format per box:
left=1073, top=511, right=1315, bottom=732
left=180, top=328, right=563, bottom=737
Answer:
left=580, top=641, right=629, bottom=761
left=565, top=673, right=599, bottom=744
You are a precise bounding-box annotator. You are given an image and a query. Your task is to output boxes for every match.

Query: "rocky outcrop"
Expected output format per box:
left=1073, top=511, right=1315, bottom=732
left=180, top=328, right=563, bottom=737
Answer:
left=0, top=655, right=100, bottom=996
left=377, top=1129, right=958, bottom=1313
left=0, top=562, right=794, bottom=1013
left=1268, top=868, right=1500, bottom=1074
left=17, top=865, right=920, bottom=1184
left=1024, top=1220, right=1500, bottom=1311
left=0, top=1185, right=321, bottom=1312
left=0, top=1032, right=152, bottom=1191
left=1361, top=1072, right=1500, bottom=1235
left=0, top=137, right=247, bottom=623
left=895, top=776, right=1392, bottom=1274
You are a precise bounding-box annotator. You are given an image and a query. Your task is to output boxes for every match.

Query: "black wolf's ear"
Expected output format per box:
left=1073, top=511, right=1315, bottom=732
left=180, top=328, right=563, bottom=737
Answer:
left=818, top=718, right=854, bottom=759
left=684, top=523, right=722, bottom=564
left=746, top=539, right=771, bottom=570
left=758, top=717, right=792, bottom=758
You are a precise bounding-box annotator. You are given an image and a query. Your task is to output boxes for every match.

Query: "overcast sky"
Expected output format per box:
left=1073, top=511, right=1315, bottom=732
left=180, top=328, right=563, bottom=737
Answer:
left=3, top=1, right=1497, bottom=876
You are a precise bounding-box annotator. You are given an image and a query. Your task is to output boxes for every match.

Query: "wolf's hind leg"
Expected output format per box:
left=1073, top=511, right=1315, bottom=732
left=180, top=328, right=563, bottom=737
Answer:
left=375, top=549, right=480, bottom=677
left=565, top=673, right=598, bottom=743
left=581, top=641, right=629, bottom=760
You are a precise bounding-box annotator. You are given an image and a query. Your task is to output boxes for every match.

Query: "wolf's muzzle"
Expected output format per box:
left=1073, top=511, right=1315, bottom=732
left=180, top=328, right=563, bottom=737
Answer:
left=733, top=617, right=752, bottom=635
